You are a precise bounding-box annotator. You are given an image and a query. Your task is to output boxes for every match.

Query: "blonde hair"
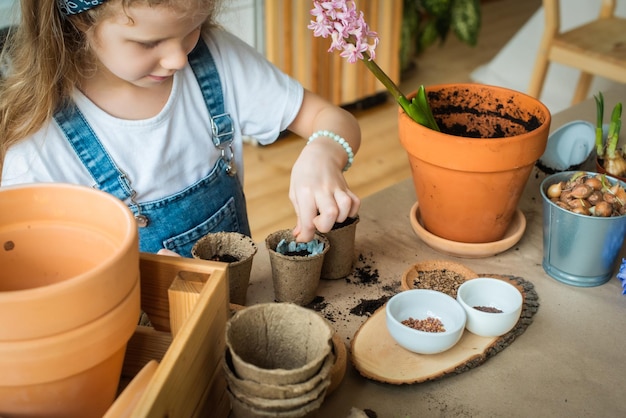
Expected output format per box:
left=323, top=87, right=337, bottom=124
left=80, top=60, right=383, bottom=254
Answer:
left=0, top=0, right=219, bottom=176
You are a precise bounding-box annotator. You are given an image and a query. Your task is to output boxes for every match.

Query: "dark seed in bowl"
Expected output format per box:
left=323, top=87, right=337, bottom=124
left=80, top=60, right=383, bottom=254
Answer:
left=473, top=306, right=503, bottom=313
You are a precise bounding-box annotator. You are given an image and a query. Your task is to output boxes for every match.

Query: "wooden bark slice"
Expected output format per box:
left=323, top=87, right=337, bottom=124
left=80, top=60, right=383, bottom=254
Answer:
left=351, top=274, right=537, bottom=384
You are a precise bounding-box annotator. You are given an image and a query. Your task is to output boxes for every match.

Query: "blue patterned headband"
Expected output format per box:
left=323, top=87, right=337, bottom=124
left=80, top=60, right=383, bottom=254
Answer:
left=57, top=0, right=108, bottom=15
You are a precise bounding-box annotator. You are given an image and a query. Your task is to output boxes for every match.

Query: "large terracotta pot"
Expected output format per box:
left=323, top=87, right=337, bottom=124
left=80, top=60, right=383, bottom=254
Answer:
left=0, top=183, right=139, bottom=340
left=0, top=183, right=140, bottom=417
left=399, top=83, right=551, bottom=243
left=0, top=281, right=140, bottom=417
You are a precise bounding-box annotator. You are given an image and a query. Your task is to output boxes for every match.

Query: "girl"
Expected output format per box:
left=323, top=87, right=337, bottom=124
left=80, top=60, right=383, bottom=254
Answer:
left=0, top=0, right=361, bottom=257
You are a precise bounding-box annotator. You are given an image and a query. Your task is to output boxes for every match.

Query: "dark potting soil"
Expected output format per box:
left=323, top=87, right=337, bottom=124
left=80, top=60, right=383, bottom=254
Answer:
left=306, top=295, right=329, bottom=311
left=349, top=295, right=390, bottom=317
left=306, top=253, right=399, bottom=323
left=346, top=253, right=380, bottom=285
left=306, top=296, right=336, bottom=323
left=211, top=254, right=239, bottom=263
left=282, top=249, right=311, bottom=257
left=535, top=159, right=582, bottom=175
left=331, top=216, right=358, bottom=230
left=364, top=409, right=378, bottom=418
left=428, top=90, right=543, bottom=138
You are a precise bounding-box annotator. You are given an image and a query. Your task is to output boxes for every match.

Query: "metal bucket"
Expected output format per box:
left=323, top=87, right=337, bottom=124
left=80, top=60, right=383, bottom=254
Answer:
left=540, top=171, right=626, bottom=287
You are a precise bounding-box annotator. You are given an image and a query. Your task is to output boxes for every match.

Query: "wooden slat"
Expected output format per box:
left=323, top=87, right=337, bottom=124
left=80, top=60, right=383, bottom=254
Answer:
left=264, top=0, right=279, bottom=66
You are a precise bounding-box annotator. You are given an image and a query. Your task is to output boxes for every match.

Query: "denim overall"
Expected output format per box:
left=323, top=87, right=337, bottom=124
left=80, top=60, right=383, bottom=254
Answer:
left=53, top=40, right=251, bottom=257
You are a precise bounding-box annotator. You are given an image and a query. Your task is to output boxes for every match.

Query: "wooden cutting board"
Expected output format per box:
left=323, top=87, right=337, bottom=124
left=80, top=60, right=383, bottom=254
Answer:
left=350, top=274, right=538, bottom=384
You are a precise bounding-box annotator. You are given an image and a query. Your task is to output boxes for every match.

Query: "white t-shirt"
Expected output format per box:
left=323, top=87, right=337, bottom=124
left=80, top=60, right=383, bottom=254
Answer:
left=1, top=29, right=304, bottom=203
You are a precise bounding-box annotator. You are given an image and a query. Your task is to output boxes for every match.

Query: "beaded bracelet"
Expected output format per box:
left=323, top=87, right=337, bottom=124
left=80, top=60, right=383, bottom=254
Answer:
left=307, top=130, right=354, bottom=172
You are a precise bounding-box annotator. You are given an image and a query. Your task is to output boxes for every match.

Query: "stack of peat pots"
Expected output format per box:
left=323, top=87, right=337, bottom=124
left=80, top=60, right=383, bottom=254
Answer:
left=224, top=303, right=334, bottom=417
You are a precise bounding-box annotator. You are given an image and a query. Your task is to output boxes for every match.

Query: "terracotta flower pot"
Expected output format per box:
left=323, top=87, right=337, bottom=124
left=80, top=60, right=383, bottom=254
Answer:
left=320, top=216, right=359, bottom=280
left=0, top=183, right=140, bottom=417
left=0, top=183, right=139, bottom=341
left=399, top=83, right=551, bottom=243
left=265, top=230, right=330, bottom=306
left=0, top=281, right=140, bottom=417
left=191, top=231, right=258, bottom=305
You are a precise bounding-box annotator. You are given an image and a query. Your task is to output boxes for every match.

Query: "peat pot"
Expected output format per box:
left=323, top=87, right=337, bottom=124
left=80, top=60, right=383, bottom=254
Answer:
left=0, top=183, right=140, bottom=417
left=540, top=171, right=626, bottom=287
left=399, top=83, right=551, bottom=244
left=321, top=216, right=359, bottom=280
left=265, top=230, right=329, bottom=306
left=192, top=231, right=258, bottom=305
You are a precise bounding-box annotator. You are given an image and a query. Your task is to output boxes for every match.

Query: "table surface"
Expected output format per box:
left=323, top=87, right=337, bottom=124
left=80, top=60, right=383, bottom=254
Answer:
left=245, top=87, right=626, bottom=418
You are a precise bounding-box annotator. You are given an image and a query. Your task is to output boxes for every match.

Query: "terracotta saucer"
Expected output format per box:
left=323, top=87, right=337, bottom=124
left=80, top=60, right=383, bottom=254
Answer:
left=409, top=202, right=526, bottom=259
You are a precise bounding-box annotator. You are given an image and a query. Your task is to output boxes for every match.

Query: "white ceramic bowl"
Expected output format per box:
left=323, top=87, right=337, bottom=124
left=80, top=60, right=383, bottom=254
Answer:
left=385, top=289, right=466, bottom=355
left=456, top=278, right=523, bottom=337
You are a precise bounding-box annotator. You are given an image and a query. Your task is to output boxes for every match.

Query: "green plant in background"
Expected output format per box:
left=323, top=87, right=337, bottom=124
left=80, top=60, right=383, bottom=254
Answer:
left=400, top=0, right=482, bottom=73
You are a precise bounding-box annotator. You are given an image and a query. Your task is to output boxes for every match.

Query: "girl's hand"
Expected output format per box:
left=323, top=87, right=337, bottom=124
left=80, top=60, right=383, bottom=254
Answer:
left=289, top=137, right=360, bottom=242
left=286, top=89, right=361, bottom=242
left=157, top=249, right=181, bottom=257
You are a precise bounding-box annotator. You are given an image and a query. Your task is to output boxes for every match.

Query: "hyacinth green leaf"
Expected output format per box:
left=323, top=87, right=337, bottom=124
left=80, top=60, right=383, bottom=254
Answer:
left=413, top=85, right=440, bottom=131
left=595, top=92, right=605, bottom=157
left=398, top=96, right=429, bottom=127
left=398, top=86, right=439, bottom=131
left=451, top=0, right=481, bottom=46
left=606, top=102, right=623, bottom=157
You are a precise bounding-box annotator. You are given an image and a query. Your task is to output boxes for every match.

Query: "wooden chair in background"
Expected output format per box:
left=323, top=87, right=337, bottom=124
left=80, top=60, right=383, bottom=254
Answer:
left=528, top=0, right=626, bottom=105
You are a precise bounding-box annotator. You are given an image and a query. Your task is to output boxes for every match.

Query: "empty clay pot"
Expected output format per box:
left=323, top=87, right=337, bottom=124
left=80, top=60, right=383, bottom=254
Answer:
left=225, top=303, right=333, bottom=386
left=0, top=278, right=140, bottom=418
left=0, top=183, right=139, bottom=341
left=191, top=231, right=258, bottom=305
left=321, top=216, right=359, bottom=280
left=265, top=230, right=329, bottom=306
left=0, top=183, right=140, bottom=417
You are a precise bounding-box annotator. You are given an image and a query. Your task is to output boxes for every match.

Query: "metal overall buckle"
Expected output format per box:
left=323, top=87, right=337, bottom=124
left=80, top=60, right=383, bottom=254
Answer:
left=211, top=113, right=236, bottom=176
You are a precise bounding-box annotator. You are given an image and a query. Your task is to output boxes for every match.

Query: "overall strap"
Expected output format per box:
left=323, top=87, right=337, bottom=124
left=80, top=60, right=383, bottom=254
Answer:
left=188, top=39, right=236, bottom=174
left=53, top=104, right=133, bottom=201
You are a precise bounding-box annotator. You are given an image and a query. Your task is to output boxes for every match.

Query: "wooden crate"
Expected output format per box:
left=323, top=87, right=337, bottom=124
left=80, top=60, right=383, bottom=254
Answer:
left=110, top=253, right=230, bottom=418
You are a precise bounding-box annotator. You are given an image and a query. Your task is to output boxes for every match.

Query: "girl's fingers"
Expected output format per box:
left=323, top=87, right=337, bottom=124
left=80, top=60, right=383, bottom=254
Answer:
left=157, top=248, right=181, bottom=257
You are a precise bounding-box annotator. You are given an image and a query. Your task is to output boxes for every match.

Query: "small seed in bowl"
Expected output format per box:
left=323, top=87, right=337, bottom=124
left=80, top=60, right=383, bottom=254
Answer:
left=473, top=306, right=503, bottom=313
left=401, top=316, right=446, bottom=333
